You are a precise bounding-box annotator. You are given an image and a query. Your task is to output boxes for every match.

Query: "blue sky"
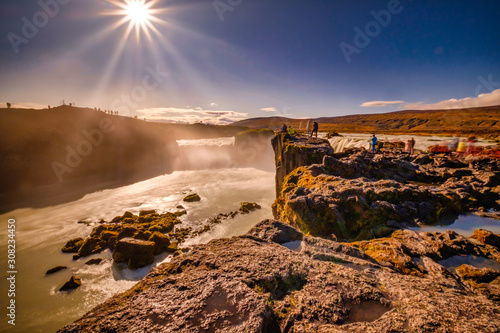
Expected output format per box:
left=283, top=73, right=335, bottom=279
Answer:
left=0, top=0, right=499, bottom=124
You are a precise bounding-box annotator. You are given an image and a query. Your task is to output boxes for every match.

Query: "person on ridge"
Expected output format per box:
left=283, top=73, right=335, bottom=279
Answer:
left=288, top=126, right=296, bottom=135
left=370, top=134, right=377, bottom=153
left=310, top=121, right=318, bottom=138
left=281, top=124, right=287, bottom=133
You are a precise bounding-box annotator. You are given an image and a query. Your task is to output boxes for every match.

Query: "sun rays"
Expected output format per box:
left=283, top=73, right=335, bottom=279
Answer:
left=102, top=0, right=167, bottom=43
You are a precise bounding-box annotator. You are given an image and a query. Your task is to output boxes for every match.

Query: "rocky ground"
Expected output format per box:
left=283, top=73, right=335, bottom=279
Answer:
left=60, top=133, right=500, bottom=332
left=60, top=220, right=500, bottom=332
left=272, top=133, right=500, bottom=241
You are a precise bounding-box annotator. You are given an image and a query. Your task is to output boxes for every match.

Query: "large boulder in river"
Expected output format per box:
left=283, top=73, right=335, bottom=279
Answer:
left=183, top=193, right=201, bottom=202
left=148, top=232, right=171, bottom=255
left=61, top=238, right=84, bottom=253
left=112, top=238, right=155, bottom=269
left=59, top=276, right=82, bottom=291
left=73, top=237, right=106, bottom=260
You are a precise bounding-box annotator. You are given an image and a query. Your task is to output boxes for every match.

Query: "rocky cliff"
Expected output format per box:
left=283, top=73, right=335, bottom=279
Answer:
left=272, top=133, right=334, bottom=196
left=272, top=134, right=500, bottom=241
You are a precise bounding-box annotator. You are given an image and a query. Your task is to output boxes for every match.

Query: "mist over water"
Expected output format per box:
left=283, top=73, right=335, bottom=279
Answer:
left=0, top=137, right=276, bottom=332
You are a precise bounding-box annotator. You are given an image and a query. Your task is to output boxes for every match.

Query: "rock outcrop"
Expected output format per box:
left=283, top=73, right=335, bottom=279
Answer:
left=59, top=276, right=82, bottom=292
left=60, top=220, right=500, bottom=332
left=112, top=238, right=156, bottom=269
left=272, top=133, right=334, bottom=196
left=272, top=134, right=500, bottom=240
left=62, top=210, right=183, bottom=268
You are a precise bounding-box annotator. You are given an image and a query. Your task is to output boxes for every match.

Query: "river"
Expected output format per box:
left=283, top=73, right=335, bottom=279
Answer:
left=0, top=138, right=275, bottom=333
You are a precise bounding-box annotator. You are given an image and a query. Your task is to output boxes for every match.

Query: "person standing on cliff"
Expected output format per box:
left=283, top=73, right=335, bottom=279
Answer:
left=370, top=134, right=377, bottom=153
left=409, top=137, right=415, bottom=154
left=310, top=121, right=318, bottom=138
left=281, top=124, right=287, bottom=133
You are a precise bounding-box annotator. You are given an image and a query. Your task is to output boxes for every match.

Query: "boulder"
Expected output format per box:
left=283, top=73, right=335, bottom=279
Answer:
left=239, top=202, right=261, bottom=213
left=85, top=258, right=103, bottom=265
left=61, top=238, right=84, bottom=253
left=59, top=276, right=82, bottom=291
left=456, top=264, right=500, bottom=284
left=247, top=219, right=303, bottom=244
left=73, top=238, right=106, bottom=259
left=139, top=209, right=156, bottom=216
left=148, top=232, right=171, bottom=254
left=470, top=229, right=500, bottom=248
left=183, top=194, right=201, bottom=202
left=112, top=238, right=155, bottom=269
left=46, top=266, right=68, bottom=275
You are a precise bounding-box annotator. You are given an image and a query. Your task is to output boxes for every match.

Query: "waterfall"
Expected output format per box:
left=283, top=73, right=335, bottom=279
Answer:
left=328, top=137, right=370, bottom=153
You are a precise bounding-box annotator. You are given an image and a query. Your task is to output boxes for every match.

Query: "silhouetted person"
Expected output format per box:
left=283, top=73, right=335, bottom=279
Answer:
left=370, top=134, right=377, bottom=153
left=6, top=102, right=11, bottom=108
left=310, top=121, right=318, bottom=138
left=281, top=124, right=288, bottom=133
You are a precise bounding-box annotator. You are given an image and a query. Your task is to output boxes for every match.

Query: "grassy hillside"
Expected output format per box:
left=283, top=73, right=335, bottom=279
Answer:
left=232, top=105, right=500, bottom=138
left=0, top=106, right=246, bottom=212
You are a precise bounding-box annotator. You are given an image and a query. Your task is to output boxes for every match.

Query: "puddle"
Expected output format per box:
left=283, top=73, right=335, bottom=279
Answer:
left=282, top=240, right=303, bottom=252
left=343, top=300, right=391, bottom=325
left=411, top=214, right=500, bottom=236
left=439, top=255, right=500, bottom=271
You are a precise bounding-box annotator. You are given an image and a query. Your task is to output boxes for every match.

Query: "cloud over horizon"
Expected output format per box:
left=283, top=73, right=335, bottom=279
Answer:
left=360, top=101, right=404, bottom=107
left=403, top=89, right=500, bottom=110
left=360, top=90, right=500, bottom=111
left=137, top=107, right=248, bottom=125
left=261, top=107, right=277, bottom=112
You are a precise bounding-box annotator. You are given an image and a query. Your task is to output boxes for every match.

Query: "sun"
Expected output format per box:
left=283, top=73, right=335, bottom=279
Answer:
left=125, top=0, right=150, bottom=25
left=103, top=0, right=167, bottom=42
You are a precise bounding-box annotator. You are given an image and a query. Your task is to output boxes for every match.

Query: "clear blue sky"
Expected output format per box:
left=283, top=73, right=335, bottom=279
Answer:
left=0, top=0, right=499, bottom=124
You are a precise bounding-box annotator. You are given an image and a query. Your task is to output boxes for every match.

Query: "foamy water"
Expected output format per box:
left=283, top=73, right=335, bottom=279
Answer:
left=328, top=133, right=493, bottom=153
left=0, top=137, right=275, bottom=333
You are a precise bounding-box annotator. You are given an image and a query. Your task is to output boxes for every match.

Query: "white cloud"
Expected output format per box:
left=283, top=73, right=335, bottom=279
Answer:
left=136, top=107, right=248, bottom=125
left=209, top=102, right=218, bottom=108
left=261, top=107, right=277, bottom=112
left=403, top=89, right=500, bottom=110
left=360, top=101, right=404, bottom=107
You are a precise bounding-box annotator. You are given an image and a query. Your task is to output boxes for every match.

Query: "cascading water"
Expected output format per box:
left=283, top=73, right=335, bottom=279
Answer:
left=0, top=136, right=276, bottom=333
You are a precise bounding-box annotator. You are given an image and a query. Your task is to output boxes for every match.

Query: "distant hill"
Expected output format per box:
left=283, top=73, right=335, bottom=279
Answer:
left=0, top=106, right=247, bottom=212
left=232, top=105, right=500, bottom=138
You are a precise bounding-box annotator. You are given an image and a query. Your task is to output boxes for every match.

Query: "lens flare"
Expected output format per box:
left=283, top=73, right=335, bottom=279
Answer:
left=103, top=0, right=167, bottom=42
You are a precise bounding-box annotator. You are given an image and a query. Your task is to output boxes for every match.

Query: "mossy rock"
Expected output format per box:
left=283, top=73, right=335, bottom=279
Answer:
left=183, top=194, right=201, bottom=202
left=59, top=276, right=82, bottom=291
left=46, top=266, right=68, bottom=275
left=62, top=238, right=84, bottom=253
left=240, top=202, right=262, bottom=213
